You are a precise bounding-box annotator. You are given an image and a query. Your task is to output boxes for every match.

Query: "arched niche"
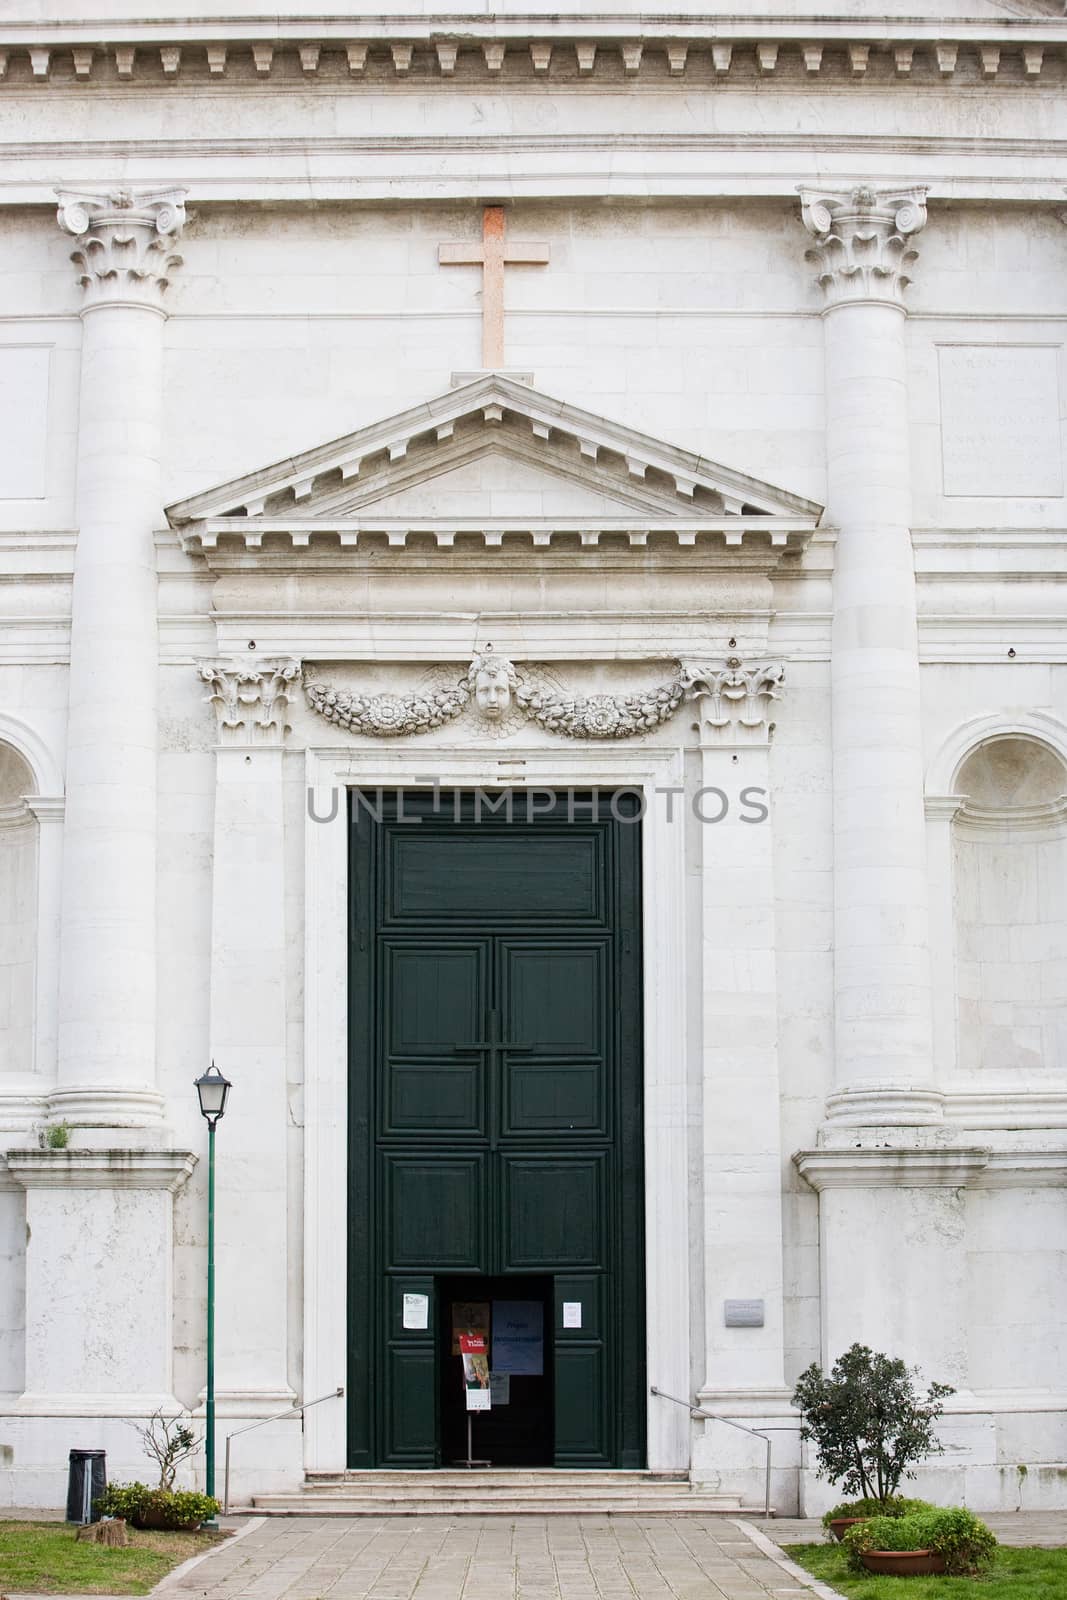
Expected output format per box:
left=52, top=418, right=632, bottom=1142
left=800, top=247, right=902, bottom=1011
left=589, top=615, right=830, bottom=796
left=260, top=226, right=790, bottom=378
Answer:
left=951, top=734, right=1067, bottom=1078
left=0, top=743, right=38, bottom=1079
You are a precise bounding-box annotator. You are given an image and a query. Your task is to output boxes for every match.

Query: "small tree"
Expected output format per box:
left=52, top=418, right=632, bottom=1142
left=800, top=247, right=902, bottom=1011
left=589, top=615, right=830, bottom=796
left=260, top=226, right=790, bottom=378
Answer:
left=128, top=1409, right=200, bottom=1491
left=792, top=1344, right=954, bottom=1507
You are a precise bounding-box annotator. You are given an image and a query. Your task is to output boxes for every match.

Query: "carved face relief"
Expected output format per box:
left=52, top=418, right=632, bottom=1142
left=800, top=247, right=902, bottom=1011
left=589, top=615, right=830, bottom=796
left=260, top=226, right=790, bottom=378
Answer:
left=474, top=663, right=513, bottom=719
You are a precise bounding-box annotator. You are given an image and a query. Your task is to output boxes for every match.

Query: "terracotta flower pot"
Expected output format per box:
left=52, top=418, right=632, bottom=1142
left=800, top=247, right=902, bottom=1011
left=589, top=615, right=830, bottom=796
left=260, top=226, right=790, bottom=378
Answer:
left=861, top=1549, right=947, bottom=1576
left=828, top=1517, right=868, bottom=1542
left=133, top=1509, right=202, bottom=1532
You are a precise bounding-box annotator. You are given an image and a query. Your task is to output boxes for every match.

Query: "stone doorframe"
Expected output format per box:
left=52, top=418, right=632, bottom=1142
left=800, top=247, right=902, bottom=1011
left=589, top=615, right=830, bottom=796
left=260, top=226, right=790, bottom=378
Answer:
left=302, top=742, right=691, bottom=1475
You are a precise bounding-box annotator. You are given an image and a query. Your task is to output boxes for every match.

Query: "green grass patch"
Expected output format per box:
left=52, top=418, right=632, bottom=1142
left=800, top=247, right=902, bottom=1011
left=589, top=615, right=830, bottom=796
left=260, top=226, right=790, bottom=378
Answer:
left=0, top=1519, right=226, bottom=1594
left=785, top=1541, right=1067, bottom=1599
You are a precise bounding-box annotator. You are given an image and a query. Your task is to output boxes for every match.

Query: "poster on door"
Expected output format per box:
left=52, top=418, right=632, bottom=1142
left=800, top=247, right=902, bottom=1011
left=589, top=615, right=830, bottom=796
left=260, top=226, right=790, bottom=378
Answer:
left=451, top=1302, right=490, bottom=1356
left=459, top=1332, right=491, bottom=1410
left=491, top=1301, right=544, bottom=1376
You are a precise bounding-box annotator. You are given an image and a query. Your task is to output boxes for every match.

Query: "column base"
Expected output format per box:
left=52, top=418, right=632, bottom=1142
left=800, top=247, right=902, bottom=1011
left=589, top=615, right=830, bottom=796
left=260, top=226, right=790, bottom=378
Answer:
left=824, top=1083, right=945, bottom=1127
left=47, top=1085, right=166, bottom=1130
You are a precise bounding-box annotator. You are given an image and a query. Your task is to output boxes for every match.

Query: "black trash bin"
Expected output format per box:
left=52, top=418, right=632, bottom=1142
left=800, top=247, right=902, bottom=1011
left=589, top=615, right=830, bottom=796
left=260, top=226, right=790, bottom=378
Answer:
left=66, top=1450, right=106, bottom=1525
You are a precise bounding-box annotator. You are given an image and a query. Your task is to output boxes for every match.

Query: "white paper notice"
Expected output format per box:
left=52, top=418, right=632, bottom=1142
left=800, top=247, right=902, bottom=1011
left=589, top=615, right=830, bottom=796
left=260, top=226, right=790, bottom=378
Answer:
left=402, top=1293, right=429, bottom=1330
left=489, top=1371, right=511, bottom=1406
left=562, top=1302, right=582, bottom=1329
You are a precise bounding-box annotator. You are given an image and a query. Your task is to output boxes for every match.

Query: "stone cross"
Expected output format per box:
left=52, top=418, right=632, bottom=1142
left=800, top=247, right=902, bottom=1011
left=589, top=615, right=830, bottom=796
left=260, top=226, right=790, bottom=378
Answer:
left=439, top=205, right=549, bottom=368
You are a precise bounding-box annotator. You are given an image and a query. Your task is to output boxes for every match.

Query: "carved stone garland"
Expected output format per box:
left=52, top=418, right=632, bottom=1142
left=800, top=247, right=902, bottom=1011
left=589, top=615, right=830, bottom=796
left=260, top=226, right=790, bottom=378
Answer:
left=304, top=679, right=470, bottom=737
left=304, top=651, right=704, bottom=741
left=515, top=678, right=684, bottom=739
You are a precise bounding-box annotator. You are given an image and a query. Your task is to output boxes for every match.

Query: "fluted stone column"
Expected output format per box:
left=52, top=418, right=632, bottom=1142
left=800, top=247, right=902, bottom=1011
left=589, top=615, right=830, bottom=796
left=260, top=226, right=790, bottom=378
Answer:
left=800, top=186, right=940, bottom=1128
left=53, top=189, right=185, bottom=1131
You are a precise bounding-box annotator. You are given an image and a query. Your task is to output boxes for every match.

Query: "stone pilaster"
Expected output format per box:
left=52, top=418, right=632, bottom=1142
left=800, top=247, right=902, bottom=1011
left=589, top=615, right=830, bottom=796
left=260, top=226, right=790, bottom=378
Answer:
left=52, top=189, right=186, bottom=1134
left=684, top=655, right=793, bottom=1502
left=201, top=660, right=300, bottom=1416
left=800, top=185, right=940, bottom=1129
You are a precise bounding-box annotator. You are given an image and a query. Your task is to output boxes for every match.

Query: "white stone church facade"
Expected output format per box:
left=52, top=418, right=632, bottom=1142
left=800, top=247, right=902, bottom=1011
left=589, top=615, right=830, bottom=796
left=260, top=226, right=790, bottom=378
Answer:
left=0, top=0, right=1065, bottom=1512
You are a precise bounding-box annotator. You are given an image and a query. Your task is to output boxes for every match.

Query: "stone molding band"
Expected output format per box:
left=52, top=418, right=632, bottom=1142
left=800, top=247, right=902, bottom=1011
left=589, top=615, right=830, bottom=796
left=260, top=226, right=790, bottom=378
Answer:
left=4, top=1150, right=197, bottom=1191
left=794, top=1147, right=1067, bottom=1190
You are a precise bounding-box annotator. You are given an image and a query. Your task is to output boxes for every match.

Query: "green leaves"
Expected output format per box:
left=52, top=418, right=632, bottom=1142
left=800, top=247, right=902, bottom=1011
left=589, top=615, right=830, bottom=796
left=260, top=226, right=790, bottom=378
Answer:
left=792, top=1343, right=954, bottom=1505
left=843, top=1507, right=997, bottom=1575
left=95, top=1484, right=220, bottom=1531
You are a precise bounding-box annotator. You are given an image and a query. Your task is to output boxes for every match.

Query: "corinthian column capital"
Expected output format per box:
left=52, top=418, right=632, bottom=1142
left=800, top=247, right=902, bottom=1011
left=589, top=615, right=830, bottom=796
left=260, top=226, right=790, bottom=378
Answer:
left=199, top=658, right=302, bottom=747
left=56, top=187, right=186, bottom=312
left=799, top=184, right=927, bottom=310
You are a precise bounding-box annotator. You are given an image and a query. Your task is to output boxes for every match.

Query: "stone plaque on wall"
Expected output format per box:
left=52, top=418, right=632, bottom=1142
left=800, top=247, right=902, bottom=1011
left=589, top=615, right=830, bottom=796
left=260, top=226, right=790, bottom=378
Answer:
left=939, top=344, right=1063, bottom=499
left=0, top=347, right=49, bottom=500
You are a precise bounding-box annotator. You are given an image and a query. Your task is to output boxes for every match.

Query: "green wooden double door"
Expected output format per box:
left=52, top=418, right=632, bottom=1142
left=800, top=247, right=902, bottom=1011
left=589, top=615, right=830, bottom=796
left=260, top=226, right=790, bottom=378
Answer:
left=348, top=790, right=645, bottom=1468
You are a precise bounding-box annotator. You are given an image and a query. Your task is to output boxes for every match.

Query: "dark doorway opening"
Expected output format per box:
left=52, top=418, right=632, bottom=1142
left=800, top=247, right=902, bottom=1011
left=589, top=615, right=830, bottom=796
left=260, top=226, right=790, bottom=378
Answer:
left=438, top=1274, right=554, bottom=1466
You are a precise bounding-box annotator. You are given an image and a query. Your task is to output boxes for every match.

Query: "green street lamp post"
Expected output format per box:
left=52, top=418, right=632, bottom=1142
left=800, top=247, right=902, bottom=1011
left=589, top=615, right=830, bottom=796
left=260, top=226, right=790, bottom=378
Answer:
left=194, top=1063, right=232, bottom=1514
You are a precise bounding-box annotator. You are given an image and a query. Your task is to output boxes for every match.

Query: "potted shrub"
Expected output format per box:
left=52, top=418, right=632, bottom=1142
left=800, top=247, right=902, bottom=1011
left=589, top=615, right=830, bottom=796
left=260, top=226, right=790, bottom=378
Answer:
left=95, top=1409, right=220, bottom=1531
left=820, top=1494, right=931, bottom=1542
left=97, top=1482, right=220, bottom=1532
left=844, top=1507, right=997, bottom=1576
left=792, top=1343, right=953, bottom=1522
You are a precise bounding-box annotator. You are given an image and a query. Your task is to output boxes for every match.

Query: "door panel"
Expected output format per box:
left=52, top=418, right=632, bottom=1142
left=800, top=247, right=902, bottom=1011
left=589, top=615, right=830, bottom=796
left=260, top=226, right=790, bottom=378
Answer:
left=501, top=940, right=608, bottom=1136
left=383, top=1153, right=487, bottom=1270
left=501, top=1153, right=607, bottom=1270
left=384, top=1347, right=438, bottom=1462
left=386, top=943, right=486, bottom=1054
left=349, top=790, right=644, bottom=1469
left=387, top=832, right=603, bottom=921
left=554, top=1276, right=610, bottom=1464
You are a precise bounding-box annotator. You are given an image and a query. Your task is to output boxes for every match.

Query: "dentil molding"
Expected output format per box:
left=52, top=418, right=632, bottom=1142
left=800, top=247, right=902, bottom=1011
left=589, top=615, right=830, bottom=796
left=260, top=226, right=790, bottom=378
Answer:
left=56, top=187, right=186, bottom=313
left=4, top=25, right=1064, bottom=89
left=799, top=185, right=928, bottom=309
left=200, top=658, right=301, bottom=746
left=302, top=649, right=781, bottom=742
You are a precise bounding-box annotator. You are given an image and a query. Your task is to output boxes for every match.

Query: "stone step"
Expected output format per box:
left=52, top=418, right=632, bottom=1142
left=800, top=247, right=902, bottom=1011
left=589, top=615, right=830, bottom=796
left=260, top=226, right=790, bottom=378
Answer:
left=252, top=1494, right=748, bottom=1516
left=250, top=1466, right=758, bottom=1516
left=308, top=1469, right=688, bottom=1485
left=299, top=1476, right=695, bottom=1495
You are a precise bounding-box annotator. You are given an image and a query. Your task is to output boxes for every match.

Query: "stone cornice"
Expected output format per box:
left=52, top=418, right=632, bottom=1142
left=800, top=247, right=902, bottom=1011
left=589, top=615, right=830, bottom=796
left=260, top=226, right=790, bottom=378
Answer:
left=794, top=1148, right=991, bottom=1190
left=3, top=19, right=1067, bottom=88
left=4, top=1149, right=197, bottom=1191
left=800, top=185, right=928, bottom=310
left=56, top=187, right=185, bottom=313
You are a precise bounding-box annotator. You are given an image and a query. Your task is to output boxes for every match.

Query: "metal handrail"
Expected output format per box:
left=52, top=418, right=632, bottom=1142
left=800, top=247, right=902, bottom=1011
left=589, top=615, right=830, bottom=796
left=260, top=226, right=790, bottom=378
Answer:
left=650, top=1385, right=772, bottom=1519
left=223, top=1387, right=344, bottom=1513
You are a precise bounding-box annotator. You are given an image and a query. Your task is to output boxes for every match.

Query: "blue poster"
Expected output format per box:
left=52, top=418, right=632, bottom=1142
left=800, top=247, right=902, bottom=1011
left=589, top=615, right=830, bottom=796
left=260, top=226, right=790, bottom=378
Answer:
left=492, top=1300, right=543, bottom=1376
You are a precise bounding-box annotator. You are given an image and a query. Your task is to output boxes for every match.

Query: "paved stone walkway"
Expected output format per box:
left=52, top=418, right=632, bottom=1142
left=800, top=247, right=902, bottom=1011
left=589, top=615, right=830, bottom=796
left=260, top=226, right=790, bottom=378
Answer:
left=164, top=1517, right=816, bottom=1600
left=753, top=1512, right=1067, bottom=1549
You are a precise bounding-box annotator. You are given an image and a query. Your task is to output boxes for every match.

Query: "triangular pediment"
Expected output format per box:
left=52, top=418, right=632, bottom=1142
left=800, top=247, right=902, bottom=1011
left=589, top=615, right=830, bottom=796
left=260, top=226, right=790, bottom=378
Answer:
left=166, top=373, right=822, bottom=555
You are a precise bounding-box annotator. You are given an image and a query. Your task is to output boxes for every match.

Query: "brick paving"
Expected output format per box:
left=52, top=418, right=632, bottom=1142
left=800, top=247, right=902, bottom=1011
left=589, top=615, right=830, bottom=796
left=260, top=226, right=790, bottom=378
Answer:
left=162, top=1516, right=822, bottom=1600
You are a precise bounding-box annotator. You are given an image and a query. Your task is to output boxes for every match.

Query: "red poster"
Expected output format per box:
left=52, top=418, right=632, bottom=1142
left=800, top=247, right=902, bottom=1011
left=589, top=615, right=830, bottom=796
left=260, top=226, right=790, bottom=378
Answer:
left=459, top=1332, right=491, bottom=1410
